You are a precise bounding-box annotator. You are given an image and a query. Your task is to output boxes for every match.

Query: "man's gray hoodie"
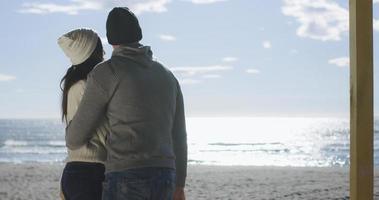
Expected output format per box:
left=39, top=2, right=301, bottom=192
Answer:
left=65, top=44, right=188, bottom=187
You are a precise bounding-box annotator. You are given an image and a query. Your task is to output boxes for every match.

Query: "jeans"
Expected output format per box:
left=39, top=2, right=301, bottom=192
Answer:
left=61, top=162, right=105, bottom=200
left=102, top=167, right=176, bottom=200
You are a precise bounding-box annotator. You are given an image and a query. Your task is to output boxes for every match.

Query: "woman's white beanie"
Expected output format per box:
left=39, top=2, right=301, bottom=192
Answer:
left=58, top=28, right=99, bottom=65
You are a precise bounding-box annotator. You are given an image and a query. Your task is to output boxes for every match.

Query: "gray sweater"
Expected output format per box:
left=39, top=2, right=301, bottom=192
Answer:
left=65, top=44, right=188, bottom=187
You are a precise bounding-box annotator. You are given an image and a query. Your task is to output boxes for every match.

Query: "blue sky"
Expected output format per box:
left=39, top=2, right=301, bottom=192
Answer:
left=0, top=0, right=378, bottom=118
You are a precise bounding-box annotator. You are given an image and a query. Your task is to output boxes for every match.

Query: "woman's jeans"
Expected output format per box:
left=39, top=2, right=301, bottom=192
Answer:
left=102, top=167, right=176, bottom=200
left=61, top=162, right=105, bottom=200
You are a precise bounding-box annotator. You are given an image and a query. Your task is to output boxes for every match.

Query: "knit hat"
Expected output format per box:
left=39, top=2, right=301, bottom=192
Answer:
left=57, top=28, right=99, bottom=65
left=106, top=7, right=142, bottom=45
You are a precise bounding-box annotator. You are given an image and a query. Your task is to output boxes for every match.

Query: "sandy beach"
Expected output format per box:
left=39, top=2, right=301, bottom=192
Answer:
left=1, top=163, right=377, bottom=200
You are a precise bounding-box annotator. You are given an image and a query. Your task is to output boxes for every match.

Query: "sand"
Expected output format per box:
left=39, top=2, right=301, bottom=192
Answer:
left=0, top=163, right=378, bottom=200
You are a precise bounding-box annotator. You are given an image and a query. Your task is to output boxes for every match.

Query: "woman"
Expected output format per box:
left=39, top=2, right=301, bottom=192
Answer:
left=58, top=28, right=108, bottom=200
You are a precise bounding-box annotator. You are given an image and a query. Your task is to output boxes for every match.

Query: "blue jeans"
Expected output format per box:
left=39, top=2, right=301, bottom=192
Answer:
left=102, top=167, right=176, bottom=200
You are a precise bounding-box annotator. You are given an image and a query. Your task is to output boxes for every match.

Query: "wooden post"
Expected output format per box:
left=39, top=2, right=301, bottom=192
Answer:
left=349, top=0, right=374, bottom=199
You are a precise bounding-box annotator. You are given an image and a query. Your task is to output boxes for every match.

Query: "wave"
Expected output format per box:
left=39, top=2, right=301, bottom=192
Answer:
left=2, top=139, right=65, bottom=148
left=0, top=139, right=66, bottom=156
left=0, top=146, right=66, bottom=154
left=48, top=141, right=66, bottom=147
left=208, top=142, right=283, bottom=146
left=3, top=139, right=28, bottom=146
left=199, top=149, right=291, bottom=153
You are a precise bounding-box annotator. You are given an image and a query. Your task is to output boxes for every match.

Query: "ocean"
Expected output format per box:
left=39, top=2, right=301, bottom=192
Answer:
left=0, top=117, right=376, bottom=167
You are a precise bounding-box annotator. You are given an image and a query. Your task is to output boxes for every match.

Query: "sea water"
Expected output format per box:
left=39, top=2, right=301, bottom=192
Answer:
left=0, top=117, right=374, bottom=167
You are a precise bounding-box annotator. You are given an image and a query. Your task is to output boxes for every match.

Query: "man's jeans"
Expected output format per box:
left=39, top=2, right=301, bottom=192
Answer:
left=102, top=167, right=176, bottom=200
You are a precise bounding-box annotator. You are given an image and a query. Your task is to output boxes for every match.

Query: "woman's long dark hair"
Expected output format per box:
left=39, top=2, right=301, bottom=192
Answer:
left=60, top=38, right=104, bottom=122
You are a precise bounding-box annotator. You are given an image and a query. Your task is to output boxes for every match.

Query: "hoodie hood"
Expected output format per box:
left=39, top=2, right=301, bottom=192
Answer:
left=112, top=44, right=153, bottom=68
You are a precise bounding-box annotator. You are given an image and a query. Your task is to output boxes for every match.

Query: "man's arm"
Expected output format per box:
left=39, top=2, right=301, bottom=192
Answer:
left=65, top=72, right=109, bottom=150
left=172, top=81, right=188, bottom=188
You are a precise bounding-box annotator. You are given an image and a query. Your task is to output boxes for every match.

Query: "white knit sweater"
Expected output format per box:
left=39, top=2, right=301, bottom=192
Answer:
left=65, top=80, right=108, bottom=163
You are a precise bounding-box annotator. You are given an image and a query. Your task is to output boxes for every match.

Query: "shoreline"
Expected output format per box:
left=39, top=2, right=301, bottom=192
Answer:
left=1, top=163, right=374, bottom=199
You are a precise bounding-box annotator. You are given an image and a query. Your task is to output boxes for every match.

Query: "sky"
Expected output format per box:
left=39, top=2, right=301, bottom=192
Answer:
left=0, top=0, right=378, bottom=118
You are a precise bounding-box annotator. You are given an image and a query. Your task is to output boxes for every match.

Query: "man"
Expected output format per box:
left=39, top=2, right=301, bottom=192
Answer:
left=65, top=7, right=187, bottom=200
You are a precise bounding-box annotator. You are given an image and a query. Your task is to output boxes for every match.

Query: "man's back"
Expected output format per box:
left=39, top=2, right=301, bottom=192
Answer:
left=99, top=46, right=179, bottom=170
left=66, top=45, right=188, bottom=188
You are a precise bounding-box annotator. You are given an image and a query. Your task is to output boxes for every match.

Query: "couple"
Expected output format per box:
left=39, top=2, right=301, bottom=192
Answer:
left=58, top=7, right=187, bottom=200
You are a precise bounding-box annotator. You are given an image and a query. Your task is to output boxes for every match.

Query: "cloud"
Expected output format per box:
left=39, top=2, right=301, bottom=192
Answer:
left=178, top=78, right=202, bottom=85
left=159, top=34, right=177, bottom=42
left=262, top=40, right=272, bottom=49
left=246, top=69, right=260, bottom=74
left=283, top=0, right=378, bottom=40
left=170, top=65, right=233, bottom=76
left=328, top=57, right=349, bottom=67
left=19, top=0, right=171, bottom=15
left=282, top=0, right=349, bottom=41
left=19, top=1, right=101, bottom=15
left=130, top=0, right=171, bottom=14
left=172, top=65, right=231, bottom=85
left=222, top=57, right=238, bottom=62
left=0, top=74, right=16, bottom=81
left=185, top=0, right=228, bottom=4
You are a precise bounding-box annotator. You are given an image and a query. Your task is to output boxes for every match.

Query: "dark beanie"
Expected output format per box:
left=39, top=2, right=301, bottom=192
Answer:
left=106, top=7, right=142, bottom=45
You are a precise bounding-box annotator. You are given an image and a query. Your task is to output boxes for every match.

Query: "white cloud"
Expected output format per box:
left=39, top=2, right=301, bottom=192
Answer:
left=222, top=57, right=238, bottom=62
left=19, top=0, right=171, bottom=15
left=178, top=78, right=202, bottom=85
left=262, top=40, right=272, bottom=49
left=131, top=0, right=171, bottom=14
left=0, top=74, right=16, bottom=81
left=374, top=0, right=379, bottom=4
left=246, top=69, right=260, bottom=74
left=170, top=65, right=233, bottom=76
left=282, top=0, right=349, bottom=41
left=19, top=1, right=102, bottom=15
left=202, top=74, right=222, bottom=79
left=159, top=34, right=177, bottom=42
left=185, top=0, right=227, bottom=4
left=172, top=65, right=231, bottom=84
left=328, top=57, right=349, bottom=67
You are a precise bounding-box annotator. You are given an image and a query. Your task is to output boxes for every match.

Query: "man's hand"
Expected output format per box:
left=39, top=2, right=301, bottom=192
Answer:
left=173, top=187, right=185, bottom=200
